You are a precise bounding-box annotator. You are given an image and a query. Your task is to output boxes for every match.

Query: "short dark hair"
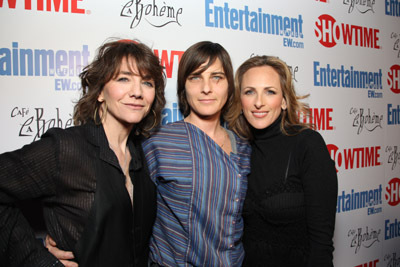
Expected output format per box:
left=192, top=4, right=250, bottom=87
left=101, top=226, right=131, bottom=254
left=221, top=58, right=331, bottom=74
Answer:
left=177, top=41, right=235, bottom=121
left=73, top=38, right=166, bottom=136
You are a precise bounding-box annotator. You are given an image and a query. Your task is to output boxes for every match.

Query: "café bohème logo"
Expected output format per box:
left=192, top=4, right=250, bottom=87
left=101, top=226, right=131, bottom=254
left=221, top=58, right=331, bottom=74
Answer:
left=349, top=107, right=383, bottom=134
left=348, top=226, right=381, bottom=254
left=10, top=107, right=73, bottom=141
left=120, top=0, right=183, bottom=29
left=386, top=145, right=400, bottom=171
left=343, top=0, right=375, bottom=14
left=314, top=14, right=380, bottom=49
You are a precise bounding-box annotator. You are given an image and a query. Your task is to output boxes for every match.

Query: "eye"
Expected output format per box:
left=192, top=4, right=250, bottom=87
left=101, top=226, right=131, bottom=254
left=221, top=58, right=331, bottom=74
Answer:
left=266, top=89, right=277, bottom=95
left=212, top=75, right=223, bottom=81
left=116, top=76, right=129, bottom=82
left=142, top=80, right=155, bottom=87
left=188, top=75, right=200, bottom=81
left=243, top=89, right=254, bottom=95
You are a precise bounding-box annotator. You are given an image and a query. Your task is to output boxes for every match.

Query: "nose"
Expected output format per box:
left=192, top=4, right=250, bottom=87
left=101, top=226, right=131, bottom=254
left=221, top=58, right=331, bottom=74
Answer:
left=129, top=80, right=143, bottom=99
left=254, top=93, right=264, bottom=109
left=201, top=79, right=212, bottom=95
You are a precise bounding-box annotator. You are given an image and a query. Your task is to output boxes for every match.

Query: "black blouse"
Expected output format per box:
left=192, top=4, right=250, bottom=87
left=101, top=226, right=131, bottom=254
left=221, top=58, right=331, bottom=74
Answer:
left=0, top=121, right=156, bottom=267
left=242, top=118, right=338, bottom=267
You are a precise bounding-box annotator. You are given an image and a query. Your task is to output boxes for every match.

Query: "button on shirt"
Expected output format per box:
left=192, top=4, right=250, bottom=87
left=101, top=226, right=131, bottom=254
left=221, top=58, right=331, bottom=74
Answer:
left=142, top=121, right=251, bottom=267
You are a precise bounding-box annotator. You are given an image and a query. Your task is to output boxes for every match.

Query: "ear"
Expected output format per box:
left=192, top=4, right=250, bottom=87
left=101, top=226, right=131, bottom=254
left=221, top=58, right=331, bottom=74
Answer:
left=98, top=91, right=104, bottom=102
left=281, top=97, right=287, bottom=110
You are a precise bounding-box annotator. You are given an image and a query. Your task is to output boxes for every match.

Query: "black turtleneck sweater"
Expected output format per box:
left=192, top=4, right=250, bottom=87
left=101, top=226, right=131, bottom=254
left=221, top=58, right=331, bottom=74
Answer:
left=242, top=117, right=337, bottom=267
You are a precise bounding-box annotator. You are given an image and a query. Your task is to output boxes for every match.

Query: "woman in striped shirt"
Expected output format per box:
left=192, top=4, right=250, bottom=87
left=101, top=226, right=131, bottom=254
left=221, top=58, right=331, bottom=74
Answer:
left=143, top=41, right=251, bottom=267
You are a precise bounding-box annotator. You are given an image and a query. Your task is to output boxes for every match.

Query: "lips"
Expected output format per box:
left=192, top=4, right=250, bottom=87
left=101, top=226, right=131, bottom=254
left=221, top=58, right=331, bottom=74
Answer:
left=252, top=111, right=268, bottom=118
left=124, top=103, right=145, bottom=110
left=198, top=99, right=216, bottom=104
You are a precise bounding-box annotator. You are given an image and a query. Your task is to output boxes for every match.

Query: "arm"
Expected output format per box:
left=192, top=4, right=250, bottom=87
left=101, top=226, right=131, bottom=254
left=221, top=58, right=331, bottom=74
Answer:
left=301, top=131, right=338, bottom=267
left=0, top=134, right=62, bottom=267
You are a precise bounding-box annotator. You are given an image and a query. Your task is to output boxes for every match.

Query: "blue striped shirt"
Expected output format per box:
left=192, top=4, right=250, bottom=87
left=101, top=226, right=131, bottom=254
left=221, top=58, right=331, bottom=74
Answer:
left=142, top=120, right=251, bottom=267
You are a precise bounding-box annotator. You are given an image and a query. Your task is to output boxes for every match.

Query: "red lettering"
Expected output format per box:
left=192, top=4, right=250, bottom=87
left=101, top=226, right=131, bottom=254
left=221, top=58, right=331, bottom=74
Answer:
left=386, top=178, right=400, bottom=206
left=46, top=0, right=67, bottom=12
left=388, top=65, right=400, bottom=93
left=0, top=0, right=17, bottom=8
left=353, top=25, right=362, bottom=46
left=375, top=146, right=381, bottom=166
left=326, top=108, right=333, bottom=130
left=71, top=0, right=83, bottom=14
left=0, top=0, right=84, bottom=13
left=154, top=49, right=184, bottom=79
left=344, top=148, right=355, bottom=169
left=37, top=0, right=43, bottom=10
left=373, top=29, right=380, bottom=49
left=354, top=259, right=379, bottom=267
left=364, top=27, right=373, bottom=48
left=342, top=24, right=353, bottom=45
left=365, top=147, right=374, bottom=167
left=314, top=108, right=325, bottom=130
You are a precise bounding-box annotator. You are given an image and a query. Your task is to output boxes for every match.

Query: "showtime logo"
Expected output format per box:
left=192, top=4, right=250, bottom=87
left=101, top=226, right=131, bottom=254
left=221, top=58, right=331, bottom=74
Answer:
left=354, top=259, right=379, bottom=267
left=327, top=144, right=381, bottom=172
left=0, top=0, right=86, bottom=13
left=298, top=108, right=334, bottom=131
left=153, top=49, right=184, bottom=79
left=314, top=14, right=380, bottom=49
left=386, top=177, right=400, bottom=206
left=388, top=64, right=400, bottom=94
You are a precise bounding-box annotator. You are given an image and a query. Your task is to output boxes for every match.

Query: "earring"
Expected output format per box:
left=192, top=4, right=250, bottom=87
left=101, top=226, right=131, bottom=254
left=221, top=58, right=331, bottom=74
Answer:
left=143, top=109, right=158, bottom=131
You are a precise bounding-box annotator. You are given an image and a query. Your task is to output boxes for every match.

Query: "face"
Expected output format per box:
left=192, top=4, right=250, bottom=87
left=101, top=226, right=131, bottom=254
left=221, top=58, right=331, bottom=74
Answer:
left=185, top=58, right=228, bottom=121
left=98, top=57, right=155, bottom=127
left=240, top=66, right=287, bottom=129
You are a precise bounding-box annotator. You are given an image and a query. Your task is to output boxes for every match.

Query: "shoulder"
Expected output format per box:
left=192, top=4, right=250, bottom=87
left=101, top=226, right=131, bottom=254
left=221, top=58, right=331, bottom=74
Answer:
left=228, top=129, right=251, bottom=155
left=41, top=125, right=90, bottom=153
left=143, top=121, right=188, bottom=149
left=295, top=128, right=327, bottom=148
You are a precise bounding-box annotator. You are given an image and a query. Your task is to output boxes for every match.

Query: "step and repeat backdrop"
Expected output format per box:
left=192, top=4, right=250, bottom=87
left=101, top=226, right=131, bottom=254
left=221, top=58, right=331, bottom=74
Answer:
left=1, top=0, right=400, bottom=266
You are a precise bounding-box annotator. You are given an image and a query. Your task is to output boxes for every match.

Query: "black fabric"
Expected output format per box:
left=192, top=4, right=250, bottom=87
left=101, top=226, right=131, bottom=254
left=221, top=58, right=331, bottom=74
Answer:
left=242, top=118, right=338, bottom=267
left=0, top=121, right=156, bottom=267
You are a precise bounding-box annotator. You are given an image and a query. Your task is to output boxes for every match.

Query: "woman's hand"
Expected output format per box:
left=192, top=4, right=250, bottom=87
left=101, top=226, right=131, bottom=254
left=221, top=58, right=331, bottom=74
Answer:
left=45, top=235, right=78, bottom=267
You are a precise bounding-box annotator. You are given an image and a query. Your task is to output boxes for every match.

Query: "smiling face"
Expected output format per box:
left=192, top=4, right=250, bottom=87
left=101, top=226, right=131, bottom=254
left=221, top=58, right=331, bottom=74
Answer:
left=184, top=58, right=229, bottom=121
left=240, top=66, right=287, bottom=129
left=98, top=57, right=155, bottom=128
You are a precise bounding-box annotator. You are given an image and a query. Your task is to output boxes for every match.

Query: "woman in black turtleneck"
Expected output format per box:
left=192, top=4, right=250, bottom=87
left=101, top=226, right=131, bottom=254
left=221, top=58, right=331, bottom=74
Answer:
left=230, top=56, right=338, bottom=267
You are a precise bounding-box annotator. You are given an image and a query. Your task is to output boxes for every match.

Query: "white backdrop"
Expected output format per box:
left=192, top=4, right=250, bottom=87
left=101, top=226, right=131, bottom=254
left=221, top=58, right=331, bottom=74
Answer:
left=1, top=0, right=400, bottom=266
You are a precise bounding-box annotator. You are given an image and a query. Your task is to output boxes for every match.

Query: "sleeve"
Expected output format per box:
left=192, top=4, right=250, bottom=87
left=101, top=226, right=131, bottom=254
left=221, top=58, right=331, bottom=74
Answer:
left=300, top=131, right=338, bottom=267
left=141, top=136, right=160, bottom=185
left=0, top=132, right=63, bottom=267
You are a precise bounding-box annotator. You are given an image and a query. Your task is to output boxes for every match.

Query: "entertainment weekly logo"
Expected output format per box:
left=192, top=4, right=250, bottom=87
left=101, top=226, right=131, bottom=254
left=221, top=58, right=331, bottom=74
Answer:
left=0, top=42, right=90, bottom=91
left=386, top=177, right=400, bottom=207
left=388, top=65, right=400, bottom=94
left=314, top=14, right=381, bottom=49
left=10, top=107, right=73, bottom=141
left=348, top=226, right=381, bottom=254
left=327, top=144, right=381, bottom=172
left=343, top=0, right=375, bottom=14
left=120, top=0, right=183, bottom=29
left=349, top=107, right=383, bottom=134
left=0, top=0, right=88, bottom=14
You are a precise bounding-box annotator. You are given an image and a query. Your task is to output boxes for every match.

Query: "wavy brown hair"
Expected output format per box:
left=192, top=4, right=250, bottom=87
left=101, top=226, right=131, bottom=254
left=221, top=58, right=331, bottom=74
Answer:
left=177, top=41, right=238, bottom=126
left=73, top=38, right=166, bottom=136
left=230, top=55, right=312, bottom=139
